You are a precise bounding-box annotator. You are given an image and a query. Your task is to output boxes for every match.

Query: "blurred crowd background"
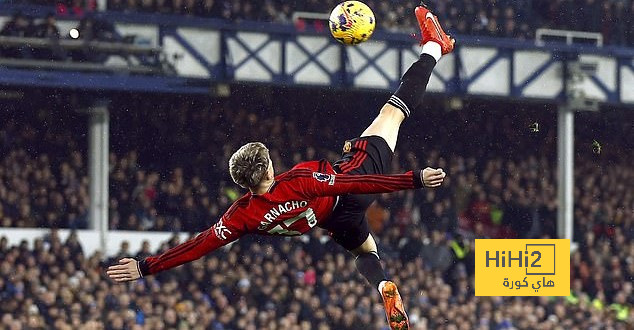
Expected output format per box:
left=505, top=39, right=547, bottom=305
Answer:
left=4, top=0, right=634, bottom=46
left=0, top=88, right=632, bottom=328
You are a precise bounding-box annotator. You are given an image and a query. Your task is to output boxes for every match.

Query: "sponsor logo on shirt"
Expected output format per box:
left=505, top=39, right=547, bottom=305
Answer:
left=214, top=219, right=232, bottom=240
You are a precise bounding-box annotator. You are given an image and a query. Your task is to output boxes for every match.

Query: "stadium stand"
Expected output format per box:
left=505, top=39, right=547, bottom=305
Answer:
left=0, top=11, right=167, bottom=77
left=0, top=89, right=632, bottom=328
left=13, top=0, right=634, bottom=45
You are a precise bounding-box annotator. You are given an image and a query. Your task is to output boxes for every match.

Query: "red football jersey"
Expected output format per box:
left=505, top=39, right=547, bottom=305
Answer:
left=139, top=159, right=423, bottom=276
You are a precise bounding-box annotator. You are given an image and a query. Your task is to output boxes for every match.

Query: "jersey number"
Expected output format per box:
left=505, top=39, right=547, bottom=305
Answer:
left=267, top=208, right=317, bottom=236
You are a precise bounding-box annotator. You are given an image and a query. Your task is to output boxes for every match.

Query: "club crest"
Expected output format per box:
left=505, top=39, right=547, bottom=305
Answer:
left=343, top=141, right=352, bottom=153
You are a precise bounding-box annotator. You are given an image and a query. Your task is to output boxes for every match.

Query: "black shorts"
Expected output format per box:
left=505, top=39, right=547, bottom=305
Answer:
left=319, top=135, right=393, bottom=251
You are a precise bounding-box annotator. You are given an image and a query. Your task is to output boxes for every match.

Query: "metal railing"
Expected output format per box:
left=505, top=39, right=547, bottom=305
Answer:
left=0, top=36, right=161, bottom=55
left=0, top=36, right=169, bottom=74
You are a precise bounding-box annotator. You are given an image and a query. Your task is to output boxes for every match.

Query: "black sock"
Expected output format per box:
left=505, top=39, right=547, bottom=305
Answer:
left=388, top=53, right=437, bottom=118
left=355, top=251, right=387, bottom=289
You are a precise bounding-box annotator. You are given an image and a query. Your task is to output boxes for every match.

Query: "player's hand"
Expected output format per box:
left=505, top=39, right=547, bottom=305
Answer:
left=422, top=167, right=446, bottom=188
left=106, top=258, right=142, bottom=282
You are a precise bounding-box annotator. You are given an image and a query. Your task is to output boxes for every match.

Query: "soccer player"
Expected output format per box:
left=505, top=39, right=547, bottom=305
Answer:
left=107, top=4, right=454, bottom=330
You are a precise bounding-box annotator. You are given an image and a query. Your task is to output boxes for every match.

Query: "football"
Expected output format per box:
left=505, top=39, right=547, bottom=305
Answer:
left=329, top=1, right=376, bottom=45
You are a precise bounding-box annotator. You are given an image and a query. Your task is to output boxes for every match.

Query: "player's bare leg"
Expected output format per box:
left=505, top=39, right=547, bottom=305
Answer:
left=361, top=104, right=405, bottom=152
left=352, top=3, right=455, bottom=330
left=351, top=233, right=378, bottom=256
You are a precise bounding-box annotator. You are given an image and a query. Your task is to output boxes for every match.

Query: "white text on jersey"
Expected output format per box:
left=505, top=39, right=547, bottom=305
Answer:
left=258, top=200, right=308, bottom=230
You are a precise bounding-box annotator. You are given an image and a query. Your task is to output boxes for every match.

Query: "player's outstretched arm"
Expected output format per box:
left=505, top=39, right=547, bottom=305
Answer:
left=296, top=167, right=446, bottom=198
left=106, top=216, right=244, bottom=282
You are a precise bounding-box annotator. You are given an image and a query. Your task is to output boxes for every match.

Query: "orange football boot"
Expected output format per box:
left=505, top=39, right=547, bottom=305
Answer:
left=414, top=3, right=456, bottom=54
left=381, top=281, right=409, bottom=330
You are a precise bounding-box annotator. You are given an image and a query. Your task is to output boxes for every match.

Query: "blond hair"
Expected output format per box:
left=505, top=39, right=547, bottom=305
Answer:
left=228, top=142, right=270, bottom=189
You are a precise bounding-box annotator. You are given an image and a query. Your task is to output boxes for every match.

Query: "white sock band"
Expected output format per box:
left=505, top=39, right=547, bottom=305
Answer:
left=378, top=280, right=387, bottom=294
left=388, top=95, right=411, bottom=118
left=421, top=41, right=442, bottom=62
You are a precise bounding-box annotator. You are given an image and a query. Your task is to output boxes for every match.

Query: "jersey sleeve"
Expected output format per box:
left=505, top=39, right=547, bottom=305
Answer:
left=138, top=211, right=246, bottom=276
left=291, top=168, right=424, bottom=199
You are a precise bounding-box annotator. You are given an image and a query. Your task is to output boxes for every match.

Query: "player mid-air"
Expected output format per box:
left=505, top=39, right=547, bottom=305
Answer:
left=107, top=4, right=454, bottom=330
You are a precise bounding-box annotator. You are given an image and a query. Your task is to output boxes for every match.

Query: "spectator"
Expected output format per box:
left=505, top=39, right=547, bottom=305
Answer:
left=109, top=0, right=126, bottom=11
left=0, top=12, right=33, bottom=37
left=138, top=0, right=155, bottom=13
left=124, top=0, right=138, bottom=12
left=34, top=13, right=60, bottom=39
left=32, top=13, right=66, bottom=60
left=56, top=0, right=89, bottom=16
left=198, top=0, right=221, bottom=18
left=0, top=12, right=35, bottom=58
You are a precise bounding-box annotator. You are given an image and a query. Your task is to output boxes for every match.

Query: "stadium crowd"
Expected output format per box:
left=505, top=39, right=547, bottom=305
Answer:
left=13, top=0, right=634, bottom=46
left=1, top=225, right=633, bottom=329
left=0, top=90, right=632, bottom=328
